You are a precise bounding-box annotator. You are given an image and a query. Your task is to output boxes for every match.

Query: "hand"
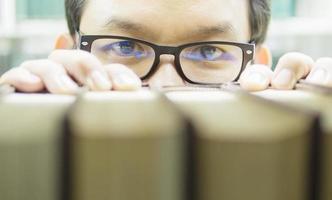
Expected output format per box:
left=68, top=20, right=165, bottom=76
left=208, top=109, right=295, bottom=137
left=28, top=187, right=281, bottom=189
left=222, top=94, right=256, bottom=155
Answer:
left=0, top=50, right=142, bottom=94
left=239, top=52, right=332, bottom=91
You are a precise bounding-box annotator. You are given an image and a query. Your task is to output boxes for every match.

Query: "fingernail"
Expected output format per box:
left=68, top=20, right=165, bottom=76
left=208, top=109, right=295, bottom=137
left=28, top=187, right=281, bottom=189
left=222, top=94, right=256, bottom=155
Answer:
left=26, top=75, right=41, bottom=83
left=273, top=68, right=296, bottom=89
left=308, top=68, right=327, bottom=83
left=248, top=72, right=268, bottom=86
left=90, top=71, right=112, bottom=90
left=113, top=73, right=141, bottom=90
left=60, top=75, right=78, bottom=90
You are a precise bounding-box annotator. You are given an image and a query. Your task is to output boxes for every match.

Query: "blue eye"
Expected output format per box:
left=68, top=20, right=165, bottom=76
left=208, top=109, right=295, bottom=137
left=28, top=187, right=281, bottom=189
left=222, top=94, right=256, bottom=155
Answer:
left=100, top=41, right=146, bottom=58
left=200, top=46, right=220, bottom=61
left=116, top=41, right=135, bottom=55
left=183, top=45, right=235, bottom=62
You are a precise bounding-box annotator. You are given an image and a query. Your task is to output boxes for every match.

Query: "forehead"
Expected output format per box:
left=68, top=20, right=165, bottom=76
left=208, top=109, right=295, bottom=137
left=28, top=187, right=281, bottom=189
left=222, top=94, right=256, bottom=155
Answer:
left=80, top=0, right=250, bottom=43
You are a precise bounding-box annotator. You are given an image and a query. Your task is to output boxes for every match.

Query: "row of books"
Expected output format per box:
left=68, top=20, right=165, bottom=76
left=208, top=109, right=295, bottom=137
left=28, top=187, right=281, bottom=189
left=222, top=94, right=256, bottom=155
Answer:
left=0, top=85, right=331, bottom=200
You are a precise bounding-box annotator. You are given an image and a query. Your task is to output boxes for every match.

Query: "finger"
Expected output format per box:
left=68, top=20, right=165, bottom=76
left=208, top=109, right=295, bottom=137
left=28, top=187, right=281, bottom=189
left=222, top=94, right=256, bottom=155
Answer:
left=271, top=52, right=314, bottom=90
left=49, top=50, right=111, bottom=91
left=0, top=67, right=44, bottom=92
left=239, top=64, right=273, bottom=91
left=306, top=57, right=332, bottom=87
left=104, top=64, right=142, bottom=91
left=21, top=59, right=79, bottom=94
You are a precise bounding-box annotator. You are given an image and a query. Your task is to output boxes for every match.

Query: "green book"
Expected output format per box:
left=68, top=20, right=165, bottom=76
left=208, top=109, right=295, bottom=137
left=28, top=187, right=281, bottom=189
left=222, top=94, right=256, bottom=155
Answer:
left=255, top=88, right=332, bottom=200
left=0, top=94, right=74, bottom=200
left=65, top=91, right=188, bottom=200
left=167, top=89, right=319, bottom=200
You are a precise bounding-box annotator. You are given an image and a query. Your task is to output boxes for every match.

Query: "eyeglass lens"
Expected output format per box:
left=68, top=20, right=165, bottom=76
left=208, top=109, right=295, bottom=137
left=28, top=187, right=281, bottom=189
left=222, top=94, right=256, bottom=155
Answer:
left=90, top=38, right=244, bottom=84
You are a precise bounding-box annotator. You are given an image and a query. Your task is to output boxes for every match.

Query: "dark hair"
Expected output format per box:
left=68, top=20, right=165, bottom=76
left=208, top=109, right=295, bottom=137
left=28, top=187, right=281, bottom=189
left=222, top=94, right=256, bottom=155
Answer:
left=65, top=0, right=271, bottom=44
left=249, top=0, right=271, bottom=44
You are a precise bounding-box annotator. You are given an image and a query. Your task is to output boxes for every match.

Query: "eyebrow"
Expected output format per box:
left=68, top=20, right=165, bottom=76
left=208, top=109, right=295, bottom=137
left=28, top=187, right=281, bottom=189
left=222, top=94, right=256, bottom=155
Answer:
left=102, top=18, right=154, bottom=38
left=191, top=24, right=236, bottom=38
left=102, top=18, right=237, bottom=41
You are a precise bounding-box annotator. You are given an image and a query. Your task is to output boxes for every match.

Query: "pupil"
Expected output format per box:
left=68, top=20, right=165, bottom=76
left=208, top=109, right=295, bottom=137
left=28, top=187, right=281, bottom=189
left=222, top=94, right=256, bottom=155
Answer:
left=200, top=46, right=216, bottom=60
left=119, top=41, right=135, bottom=54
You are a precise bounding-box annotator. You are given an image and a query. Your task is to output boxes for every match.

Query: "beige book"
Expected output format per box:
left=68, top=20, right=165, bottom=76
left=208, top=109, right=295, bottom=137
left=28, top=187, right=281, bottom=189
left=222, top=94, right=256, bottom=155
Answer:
left=0, top=94, right=75, bottom=200
left=167, top=90, right=319, bottom=200
left=65, top=91, right=188, bottom=200
left=254, top=88, right=332, bottom=200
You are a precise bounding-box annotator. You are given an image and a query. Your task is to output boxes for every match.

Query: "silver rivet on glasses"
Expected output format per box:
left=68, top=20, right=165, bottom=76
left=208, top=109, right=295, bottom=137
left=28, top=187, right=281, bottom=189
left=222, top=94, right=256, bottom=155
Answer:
left=82, top=42, right=89, bottom=46
left=246, top=50, right=253, bottom=55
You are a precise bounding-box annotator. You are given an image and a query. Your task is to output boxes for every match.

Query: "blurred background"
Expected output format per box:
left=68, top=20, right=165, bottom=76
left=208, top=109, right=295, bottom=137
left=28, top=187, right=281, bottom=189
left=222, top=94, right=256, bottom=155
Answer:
left=0, top=0, right=332, bottom=75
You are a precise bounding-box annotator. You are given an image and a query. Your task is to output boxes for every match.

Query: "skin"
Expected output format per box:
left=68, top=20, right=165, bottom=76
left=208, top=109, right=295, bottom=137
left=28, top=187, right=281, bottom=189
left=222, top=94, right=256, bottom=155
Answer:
left=0, top=0, right=331, bottom=94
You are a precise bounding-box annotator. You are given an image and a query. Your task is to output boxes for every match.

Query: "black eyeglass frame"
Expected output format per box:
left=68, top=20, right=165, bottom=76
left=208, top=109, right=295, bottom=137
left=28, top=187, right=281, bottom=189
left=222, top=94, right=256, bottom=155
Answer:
left=78, top=34, right=255, bottom=85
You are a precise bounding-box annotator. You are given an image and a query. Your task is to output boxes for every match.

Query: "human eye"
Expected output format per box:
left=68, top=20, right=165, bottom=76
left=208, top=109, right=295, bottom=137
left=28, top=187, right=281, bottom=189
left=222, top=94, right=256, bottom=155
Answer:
left=183, top=45, right=235, bottom=62
left=99, top=40, right=147, bottom=58
left=199, top=45, right=224, bottom=61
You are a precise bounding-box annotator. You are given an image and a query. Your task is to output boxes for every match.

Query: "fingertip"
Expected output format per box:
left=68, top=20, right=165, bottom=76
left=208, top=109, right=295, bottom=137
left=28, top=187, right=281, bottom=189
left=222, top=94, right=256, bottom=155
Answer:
left=111, top=73, right=142, bottom=91
left=240, top=72, right=270, bottom=91
left=306, top=68, right=328, bottom=84
left=306, top=57, right=332, bottom=86
left=275, top=52, right=314, bottom=79
left=239, top=64, right=272, bottom=91
left=271, top=68, right=297, bottom=90
left=104, top=64, right=142, bottom=91
left=1, top=69, right=45, bottom=92
left=46, top=74, right=79, bottom=94
left=86, top=70, right=112, bottom=91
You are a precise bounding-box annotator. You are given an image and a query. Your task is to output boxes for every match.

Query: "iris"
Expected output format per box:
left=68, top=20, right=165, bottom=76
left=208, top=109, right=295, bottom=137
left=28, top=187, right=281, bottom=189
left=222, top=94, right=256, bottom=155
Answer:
left=100, top=41, right=146, bottom=59
left=182, top=45, right=235, bottom=62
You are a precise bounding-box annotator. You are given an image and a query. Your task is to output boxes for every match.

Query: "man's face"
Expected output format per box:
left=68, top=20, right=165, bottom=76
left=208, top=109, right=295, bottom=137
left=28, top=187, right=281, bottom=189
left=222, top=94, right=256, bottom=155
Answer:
left=80, top=0, right=251, bottom=87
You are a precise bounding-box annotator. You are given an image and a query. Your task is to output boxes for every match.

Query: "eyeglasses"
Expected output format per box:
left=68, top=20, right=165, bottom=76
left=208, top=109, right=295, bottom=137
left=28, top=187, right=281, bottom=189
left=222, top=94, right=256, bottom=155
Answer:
left=78, top=34, right=255, bottom=85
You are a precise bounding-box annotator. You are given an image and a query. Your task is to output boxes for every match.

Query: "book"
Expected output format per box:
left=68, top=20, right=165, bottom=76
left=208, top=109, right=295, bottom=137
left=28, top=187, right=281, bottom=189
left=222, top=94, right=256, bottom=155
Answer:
left=0, top=93, right=74, bottom=200
left=64, top=91, right=188, bottom=200
left=166, top=89, right=319, bottom=200
left=254, top=87, right=332, bottom=200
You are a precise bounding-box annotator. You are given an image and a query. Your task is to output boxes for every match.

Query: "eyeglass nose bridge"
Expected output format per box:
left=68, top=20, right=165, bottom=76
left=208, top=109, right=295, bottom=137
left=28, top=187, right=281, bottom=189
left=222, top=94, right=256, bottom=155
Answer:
left=145, top=45, right=185, bottom=82
left=155, top=46, right=179, bottom=56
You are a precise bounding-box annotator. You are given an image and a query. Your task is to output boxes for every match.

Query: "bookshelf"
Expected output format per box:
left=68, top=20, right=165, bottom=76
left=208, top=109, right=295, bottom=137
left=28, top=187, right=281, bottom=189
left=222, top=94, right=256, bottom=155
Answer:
left=0, top=0, right=66, bottom=74
left=266, top=17, right=332, bottom=67
left=268, top=0, right=332, bottom=66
